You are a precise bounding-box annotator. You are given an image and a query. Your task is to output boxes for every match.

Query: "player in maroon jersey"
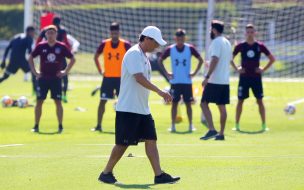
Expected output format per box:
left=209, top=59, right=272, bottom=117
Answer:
left=28, top=25, right=76, bottom=133
left=231, top=24, right=275, bottom=131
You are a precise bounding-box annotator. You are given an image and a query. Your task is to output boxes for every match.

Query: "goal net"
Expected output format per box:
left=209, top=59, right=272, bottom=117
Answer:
left=31, top=0, right=304, bottom=78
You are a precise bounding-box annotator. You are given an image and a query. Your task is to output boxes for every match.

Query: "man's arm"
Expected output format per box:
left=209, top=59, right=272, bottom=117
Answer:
left=28, top=55, right=40, bottom=78
left=157, top=48, right=172, bottom=79
left=257, top=54, right=275, bottom=74
left=94, top=42, right=105, bottom=75
left=190, top=46, right=204, bottom=77
left=202, top=56, right=219, bottom=86
left=1, top=41, right=12, bottom=69
left=134, top=73, right=172, bottom=103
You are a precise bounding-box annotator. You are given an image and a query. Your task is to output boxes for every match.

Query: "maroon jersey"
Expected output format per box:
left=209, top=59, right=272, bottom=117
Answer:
left=31, top=41, right=73, bottom=79
left=233, top=41, right=271, bottom=77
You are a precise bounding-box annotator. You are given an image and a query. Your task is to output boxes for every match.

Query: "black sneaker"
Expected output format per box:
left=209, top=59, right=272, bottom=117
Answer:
left=98, top=172, right=117, bottom=184
left=91, top=126, right=102, bottom=132
left=31, top=126, right=39, bottom=133
left=58, top=125, right=63, bottom=134
left=200, top=130, right=218, bottom=140
left=215, top=135, right=225, bottom=140
left=154, top=172, right=180, bottom=184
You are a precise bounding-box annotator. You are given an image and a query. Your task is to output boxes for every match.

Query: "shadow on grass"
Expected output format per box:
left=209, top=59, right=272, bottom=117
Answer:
left=115, top=183, right=155, bottom=189
left=172, top=130, right=193, bottom=134
left=101, top=131, right=115, bottom=135
left=237, top=129, right=266, bottom=134
left=37, top=131, right=60, bottom=135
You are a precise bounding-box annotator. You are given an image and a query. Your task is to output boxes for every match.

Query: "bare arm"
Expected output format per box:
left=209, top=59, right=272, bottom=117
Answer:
left=190, top=56, right=204, bottom=77
left=260, top=54, right=275, bottom=73
left=28, top=55, right=40, bottom=78
left=202, top=56, right=219, bottom=86
left=94, top=53, right=103, bottom=75
left=157, top=57, right=171, bottom=78
left=57, top=57, right=76, bottom=78
left=134, top=73, right=172, bottom=103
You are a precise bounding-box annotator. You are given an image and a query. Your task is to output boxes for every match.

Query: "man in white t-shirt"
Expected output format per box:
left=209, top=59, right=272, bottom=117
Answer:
left=98, top=26, right=180, bottom=185
left=200, top=20, right=232, bottom=141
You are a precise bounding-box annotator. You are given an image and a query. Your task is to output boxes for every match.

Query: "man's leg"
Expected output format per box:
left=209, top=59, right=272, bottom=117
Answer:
left=145, top=140, right=162, bottom=176
left=257, top=99, right=267, bottom=130
left=62, top=75, right=68, bottom=103
left=170, top=102, right=178, bottom=132
left=185, top=102, right=194, bottom=131
left=32, top=99, right=44, bottom=132
left=235, top=99, right=244, bottom=130
left=0, top=73, right=10, bottom=83
left=201, top=102, right=215, bottom=130
left=93, top=100, right=107, bottom=131
left=217, top=105, right=227, bottom=136
left=54, top=99, right=64, bottom=133
left=103, top=145, right=128, bottom=173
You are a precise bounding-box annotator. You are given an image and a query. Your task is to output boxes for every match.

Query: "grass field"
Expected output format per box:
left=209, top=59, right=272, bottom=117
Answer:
left=0, top=72, right=304, bottom=190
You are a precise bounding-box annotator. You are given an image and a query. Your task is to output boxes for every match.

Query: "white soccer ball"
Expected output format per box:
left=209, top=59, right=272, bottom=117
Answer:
left=17, top=96, right=28, bottom=108
left=1, top=95, right=13, bottom=107
left=284, top=104, right=296, bottom=115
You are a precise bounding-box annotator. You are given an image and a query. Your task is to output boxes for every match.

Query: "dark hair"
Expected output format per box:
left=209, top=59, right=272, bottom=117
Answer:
left=110, top=22, right=119, bottom=31
left=246, top=24, right=255, bottom=30
left=211, top=20, right=224, bottom=34
left=53, top=17, right=61, bottom=25
left=139, top=35, right=146, bottom=42
left=175, top=28, right=186, bottom=37
left=26, top=26, right=35, bottom=33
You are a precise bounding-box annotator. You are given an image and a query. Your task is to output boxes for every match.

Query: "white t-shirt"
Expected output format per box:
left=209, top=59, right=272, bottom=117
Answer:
left=208, top=36, right=232, bottom=85
left=116, top=44, right=152, bottom=115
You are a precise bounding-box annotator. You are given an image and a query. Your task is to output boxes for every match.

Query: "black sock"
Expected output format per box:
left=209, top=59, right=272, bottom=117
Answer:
left=34, top=124, right=39, bottom=128
left=96, top=124, right=101, bottom=128
left=59, top=124, right=63, bottom=129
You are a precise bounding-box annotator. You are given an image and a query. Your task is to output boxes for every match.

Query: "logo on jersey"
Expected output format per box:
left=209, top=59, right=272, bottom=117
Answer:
left=55, top=47, right=61, bottom=54
left=108, top=53, right=120, bottom=60
left=247, top=50, right=255, bottom=58
left=175, top=59, right=187, bottom=66
left=47, top=53, right=56, bottom=63
left=42, top=49, right=47, bottom=53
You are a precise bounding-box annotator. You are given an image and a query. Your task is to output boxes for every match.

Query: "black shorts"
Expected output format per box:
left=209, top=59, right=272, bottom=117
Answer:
left=170, top=84, right=194, bottom=103
left=100, top=77, right=120, bottom=100
left=36, top=78, right=62, bottom=100
left=5, top=60, right=30, bottom=75
left=238, top=77, right=263, bottom=100
left=201, top=83, right=230, bottom=105
left=115, top=111, right=157, bottom=146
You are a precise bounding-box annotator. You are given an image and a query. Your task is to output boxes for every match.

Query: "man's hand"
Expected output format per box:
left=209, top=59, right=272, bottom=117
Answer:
left=189, top=72, right=196, bottom=78
left=255, top=67, right=264, bottom=74
left=34, top=71, right=42, bottom=79
left=0, top=61, right=5, bottom=69
left=157, top=90, right=172, bottom=103
left=56, top=70, right=67, bottom=78
left=237, top=67, right=245, bottom=74
left=167, top=72, right=173, bottom=80
left=202, top=78, right=208, bottom=87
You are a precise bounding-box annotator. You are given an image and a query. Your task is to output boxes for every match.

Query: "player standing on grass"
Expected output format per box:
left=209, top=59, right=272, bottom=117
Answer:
left=231, top=24, right=275, bottom=131
left=158, top=28, right=203, bottom=132
left=91, top=22, right=131, bottom=132
left=28, top=25, right=75, bottom=133
left=200, top=20, right=232, bottom=141
left=98, top=26, right=180, bottom=184
left=0, top=26, right=36, bottom=92
left=36, top=16, right=71, bottom=103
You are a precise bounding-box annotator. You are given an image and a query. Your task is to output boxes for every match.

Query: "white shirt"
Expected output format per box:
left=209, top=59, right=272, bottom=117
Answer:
left=208, top=36, right=232, bottom=85
left=116, top=44, right=152, bottom=115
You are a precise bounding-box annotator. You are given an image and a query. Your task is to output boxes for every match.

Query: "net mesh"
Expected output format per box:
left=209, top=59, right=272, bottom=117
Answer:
left=32, top=0, right=304, bottom=78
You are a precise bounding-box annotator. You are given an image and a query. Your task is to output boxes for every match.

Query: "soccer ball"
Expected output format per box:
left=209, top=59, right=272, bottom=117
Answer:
left=1, top=95, right=13, bottom=107
left=284, top=104, right=296, bottom=115
left=17, top=96, right=28, bottom=108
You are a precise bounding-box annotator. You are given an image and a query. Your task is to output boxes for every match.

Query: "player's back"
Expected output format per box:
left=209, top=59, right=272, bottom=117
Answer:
left=10, top=33, right=32, bottom=60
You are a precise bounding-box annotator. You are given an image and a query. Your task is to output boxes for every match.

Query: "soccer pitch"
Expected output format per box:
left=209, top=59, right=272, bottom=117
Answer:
left=0, top=73, right=303, bottom=190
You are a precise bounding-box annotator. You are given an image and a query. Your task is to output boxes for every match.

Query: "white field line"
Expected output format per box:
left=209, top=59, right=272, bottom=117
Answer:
left=0, top=144, right=24, bottom=148
left=288, top=98, right=304, bottom=105
left=1, top=154, right=304, bottom=159
left=76, top=143, right=304, bottom=147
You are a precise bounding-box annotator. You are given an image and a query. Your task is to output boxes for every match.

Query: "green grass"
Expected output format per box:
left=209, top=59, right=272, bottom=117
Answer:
left=0, top=72, right=304, bottom=190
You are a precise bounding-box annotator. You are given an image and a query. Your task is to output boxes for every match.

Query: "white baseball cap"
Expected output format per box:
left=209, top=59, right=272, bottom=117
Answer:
left=141, top=26, right=167, bottom=46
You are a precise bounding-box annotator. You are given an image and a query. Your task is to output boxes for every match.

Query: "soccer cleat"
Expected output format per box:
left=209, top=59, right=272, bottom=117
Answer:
left=200, top=130, right=218, bottom=140
left=62, top=95, right=68, bottom=103
left=215, top=135, right=225, bottom=140
left=154, top=172, right=180, bottom=184
left=31, top=126, right=39, bottom=133
left=168, top=125, right=176, bottom=133
left=262, top=123, right=269, bottom=131
left=58, top=125, right=63, bottom=134
left=98, top=172, right=117, bottom=184
left=232, top=123, right=240, bottom=131
left=189, top=125, right=196, bottom=132
left=91, top=125, right=102, bottom=132
left=91, top=86, right=100, bottom=96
